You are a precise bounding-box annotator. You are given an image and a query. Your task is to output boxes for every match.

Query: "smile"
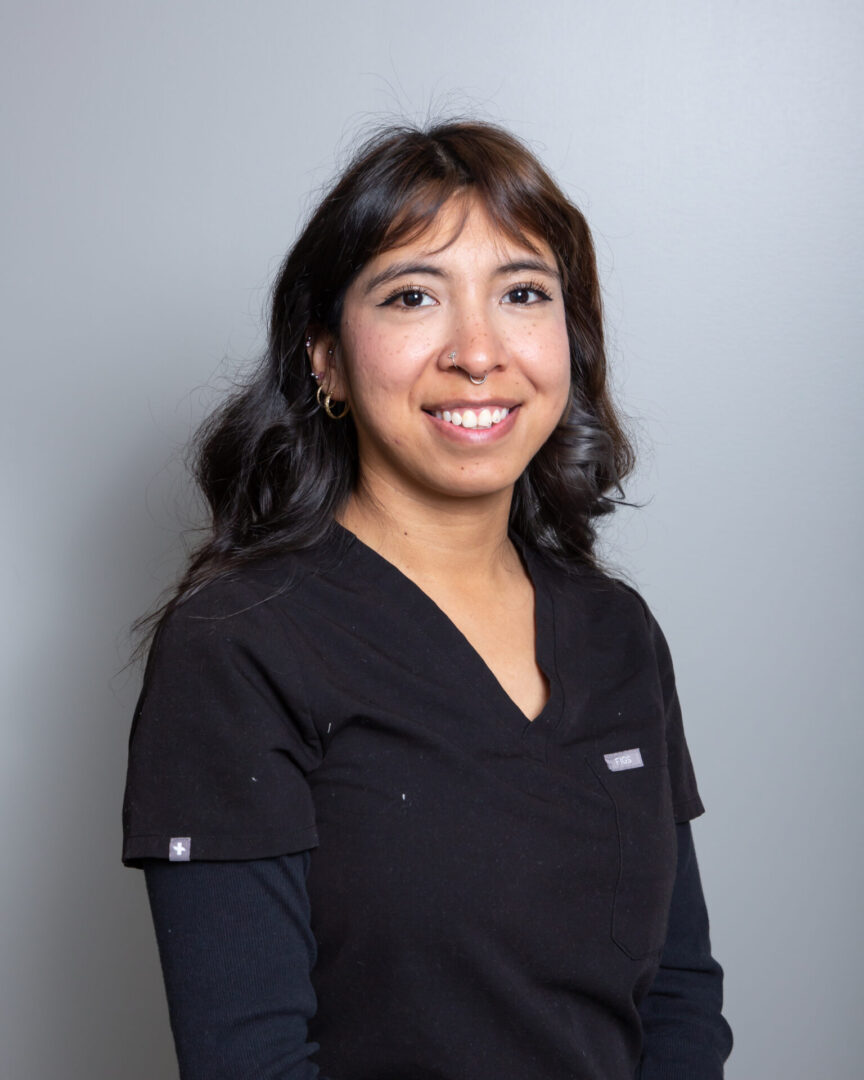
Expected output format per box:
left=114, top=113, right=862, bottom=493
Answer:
left=432, top=407, right=510, bottom=429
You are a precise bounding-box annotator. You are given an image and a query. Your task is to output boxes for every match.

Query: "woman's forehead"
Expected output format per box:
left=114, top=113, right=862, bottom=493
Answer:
left=377, top=191, right=550, bottom=265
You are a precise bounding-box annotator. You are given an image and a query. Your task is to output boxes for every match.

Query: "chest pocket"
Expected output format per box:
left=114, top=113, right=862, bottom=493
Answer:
left=587, top=746, right=678, bottom=960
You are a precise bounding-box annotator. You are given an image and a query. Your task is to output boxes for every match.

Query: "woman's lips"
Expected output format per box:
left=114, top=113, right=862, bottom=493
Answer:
left=434, top=405, right=509, bottom=429
left=423, top=398, right=520, bottom=428
left=424, top=404, right=519, bottom=439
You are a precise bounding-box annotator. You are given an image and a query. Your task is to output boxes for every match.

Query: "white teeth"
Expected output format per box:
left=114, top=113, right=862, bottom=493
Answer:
left=433, top=407, right=510, bottom=429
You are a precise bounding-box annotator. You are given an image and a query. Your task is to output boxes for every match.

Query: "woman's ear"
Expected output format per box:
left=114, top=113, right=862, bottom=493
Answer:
left=308, top=335, right=349, bottom=402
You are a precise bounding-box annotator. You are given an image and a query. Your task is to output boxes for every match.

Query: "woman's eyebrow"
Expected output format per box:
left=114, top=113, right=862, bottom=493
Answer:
left=496, top=259, right=560, bottom=281
left=363, top=262, right=444, bottom=295
left=363, top=257, right=560, bottom=296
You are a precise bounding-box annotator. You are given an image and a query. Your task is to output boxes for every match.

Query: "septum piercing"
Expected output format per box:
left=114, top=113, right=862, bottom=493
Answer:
left=449, top=350, right=488, bottom=385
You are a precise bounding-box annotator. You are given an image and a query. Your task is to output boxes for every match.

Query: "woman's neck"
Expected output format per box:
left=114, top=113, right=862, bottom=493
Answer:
left=338, top=480, right=520, bottom=589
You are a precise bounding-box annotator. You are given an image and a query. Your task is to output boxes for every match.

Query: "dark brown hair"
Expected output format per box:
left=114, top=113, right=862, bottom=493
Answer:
left=135, top=119, right=634, bottom=650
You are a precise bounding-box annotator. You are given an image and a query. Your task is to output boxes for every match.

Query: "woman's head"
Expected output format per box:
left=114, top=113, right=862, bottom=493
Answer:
left=184, top=119, right=632, bottom=602
left=314, top=191, right=573, bottom=509
left=270, top=121, right=609, bottom=416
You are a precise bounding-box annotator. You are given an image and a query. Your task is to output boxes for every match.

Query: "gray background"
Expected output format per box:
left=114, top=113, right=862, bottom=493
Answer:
left=2, top=1, right=861, bottom=1077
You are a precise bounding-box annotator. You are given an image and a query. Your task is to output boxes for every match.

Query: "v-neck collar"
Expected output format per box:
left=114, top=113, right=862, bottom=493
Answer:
left=325, top=521, right=564, bottom=731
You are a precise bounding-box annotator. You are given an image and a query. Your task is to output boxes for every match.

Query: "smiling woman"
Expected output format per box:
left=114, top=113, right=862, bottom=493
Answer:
left=329, top=196, right=572, bottom=506
left=123, top=120, right=732, bottom=1079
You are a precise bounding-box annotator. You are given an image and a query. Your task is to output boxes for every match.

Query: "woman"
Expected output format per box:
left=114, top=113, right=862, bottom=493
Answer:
left=123, top=119, right=733, bottom=1079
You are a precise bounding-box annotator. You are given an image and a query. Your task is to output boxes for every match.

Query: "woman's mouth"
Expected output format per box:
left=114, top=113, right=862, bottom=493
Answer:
left=430, top=406, right=511, bottom=429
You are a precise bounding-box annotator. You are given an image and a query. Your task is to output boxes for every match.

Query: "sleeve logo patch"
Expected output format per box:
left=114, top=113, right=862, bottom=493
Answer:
left=169, top=837, right=191, bottom=861
left=603, top=748, right=644, bottom=772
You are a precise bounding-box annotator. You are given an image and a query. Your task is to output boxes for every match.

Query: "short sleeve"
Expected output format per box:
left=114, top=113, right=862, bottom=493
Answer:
left=646, top=608, right=705, bottom=824
left=122, top=579, right=322, bottom=866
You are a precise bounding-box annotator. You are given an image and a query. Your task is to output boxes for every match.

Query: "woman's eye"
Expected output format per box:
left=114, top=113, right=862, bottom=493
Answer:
left=380, top=288, right=435, bottom=308
left=503, top=285, right=551, bottom=305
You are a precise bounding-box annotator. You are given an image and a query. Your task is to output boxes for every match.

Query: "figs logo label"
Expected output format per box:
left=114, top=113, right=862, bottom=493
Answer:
left=603, top=748, right=644, bottom=772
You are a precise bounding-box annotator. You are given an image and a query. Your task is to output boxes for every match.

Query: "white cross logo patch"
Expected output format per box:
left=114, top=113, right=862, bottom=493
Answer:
left=169, top=837, right=191, bottom=861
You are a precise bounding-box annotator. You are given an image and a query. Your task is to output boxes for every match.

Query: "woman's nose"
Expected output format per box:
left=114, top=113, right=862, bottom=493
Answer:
left=441, top=308, right=506, bottom=381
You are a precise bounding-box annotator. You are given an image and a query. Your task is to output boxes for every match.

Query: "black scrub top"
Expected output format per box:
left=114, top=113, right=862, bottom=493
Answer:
left=123, top=524, right=705, bottom=1080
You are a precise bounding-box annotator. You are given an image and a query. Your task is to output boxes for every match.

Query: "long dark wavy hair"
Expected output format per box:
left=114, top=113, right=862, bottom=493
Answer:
left=134, top=118, right=634, bottom=653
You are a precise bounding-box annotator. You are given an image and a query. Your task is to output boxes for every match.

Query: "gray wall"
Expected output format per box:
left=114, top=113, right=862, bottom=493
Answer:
left=2, top=2, right=861, bottom=1077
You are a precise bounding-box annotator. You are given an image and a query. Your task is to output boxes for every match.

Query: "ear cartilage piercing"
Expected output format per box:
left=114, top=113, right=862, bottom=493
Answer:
left=305, top=337, right=312, bottom=349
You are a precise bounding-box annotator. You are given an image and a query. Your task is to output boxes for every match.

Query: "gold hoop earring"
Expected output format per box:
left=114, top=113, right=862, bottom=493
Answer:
left=316, top=383, right=350, bottom=420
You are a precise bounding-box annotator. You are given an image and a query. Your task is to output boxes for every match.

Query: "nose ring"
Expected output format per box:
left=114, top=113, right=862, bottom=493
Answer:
left=449, top=350, right=487, bottom=385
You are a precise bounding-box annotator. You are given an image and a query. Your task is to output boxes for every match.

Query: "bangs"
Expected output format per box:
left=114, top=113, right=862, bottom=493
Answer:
left=374, top=179, right=550, bottom=265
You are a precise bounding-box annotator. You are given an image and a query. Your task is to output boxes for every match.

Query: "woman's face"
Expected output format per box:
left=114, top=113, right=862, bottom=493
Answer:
left=320, top=194, right=572, bottom=509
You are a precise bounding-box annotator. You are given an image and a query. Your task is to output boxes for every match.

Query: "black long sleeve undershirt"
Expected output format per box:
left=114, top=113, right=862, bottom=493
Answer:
left=636, top=823, right=733, bottom=1078
left=145, top=850, right=322, bottom=1079
left=144, top=822, right=731, bottom=1079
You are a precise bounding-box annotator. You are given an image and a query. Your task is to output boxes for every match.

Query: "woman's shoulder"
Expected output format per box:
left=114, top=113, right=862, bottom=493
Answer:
left=162, top=554, right=296, bottom=625
left=146, top=545, right=341, bottom=668
left=166, top=535, right=351, bottom=621
left=526, top=543, right=653, bottom=622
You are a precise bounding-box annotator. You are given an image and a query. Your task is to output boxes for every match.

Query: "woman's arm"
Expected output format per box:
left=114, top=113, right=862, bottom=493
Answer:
left=636, top=822, right=733, bottom=1078
left=144, top=852, right=324, bottom=1080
